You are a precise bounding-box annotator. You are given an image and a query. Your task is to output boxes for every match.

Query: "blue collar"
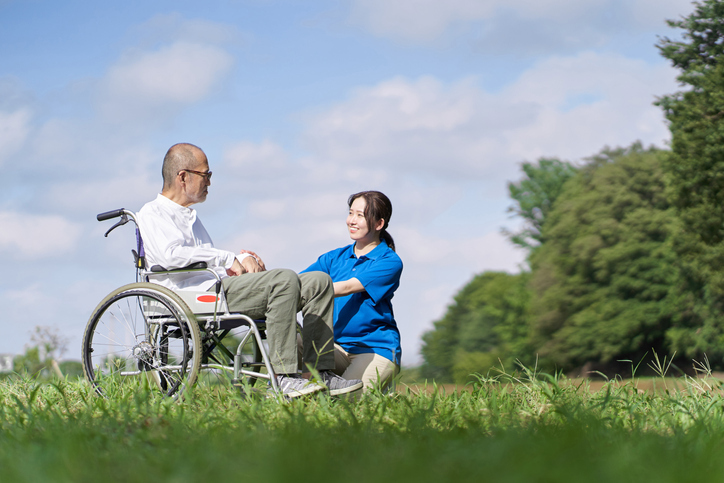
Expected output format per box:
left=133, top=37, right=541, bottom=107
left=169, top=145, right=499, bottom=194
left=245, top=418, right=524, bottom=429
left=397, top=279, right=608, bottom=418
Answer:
left=347, top=240, right=389, bottom=260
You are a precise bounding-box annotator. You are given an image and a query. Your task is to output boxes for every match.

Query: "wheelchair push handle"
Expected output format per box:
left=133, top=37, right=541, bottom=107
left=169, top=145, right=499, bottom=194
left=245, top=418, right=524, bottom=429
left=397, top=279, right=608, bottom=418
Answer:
left=97, top=208, right=137, bottom=237
left=97, top=209, right=126, bottom=221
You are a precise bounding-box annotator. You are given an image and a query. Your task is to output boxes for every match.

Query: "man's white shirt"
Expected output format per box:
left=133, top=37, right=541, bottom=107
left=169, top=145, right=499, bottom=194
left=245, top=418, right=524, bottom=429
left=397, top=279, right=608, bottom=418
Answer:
left=136, top=194, right=250, bottom=291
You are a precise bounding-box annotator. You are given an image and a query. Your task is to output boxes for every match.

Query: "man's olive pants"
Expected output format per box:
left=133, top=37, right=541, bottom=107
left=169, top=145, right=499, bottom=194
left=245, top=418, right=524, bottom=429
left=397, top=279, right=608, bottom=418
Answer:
left=221, top=269, right=335, bottom=374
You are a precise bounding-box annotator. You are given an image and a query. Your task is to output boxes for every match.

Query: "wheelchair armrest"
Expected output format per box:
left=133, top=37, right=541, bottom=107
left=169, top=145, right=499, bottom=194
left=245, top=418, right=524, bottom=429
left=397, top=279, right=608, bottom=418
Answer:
left=145, top=262, right=224, bottom=296
left=150, top=262, right=208, bottom=272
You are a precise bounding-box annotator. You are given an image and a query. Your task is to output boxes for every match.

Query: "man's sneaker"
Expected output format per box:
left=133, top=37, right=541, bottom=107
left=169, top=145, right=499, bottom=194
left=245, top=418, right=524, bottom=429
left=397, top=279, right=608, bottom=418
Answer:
left=274, top=374, right=325, bottom=398
left=319, top=371, right=363, bottom=396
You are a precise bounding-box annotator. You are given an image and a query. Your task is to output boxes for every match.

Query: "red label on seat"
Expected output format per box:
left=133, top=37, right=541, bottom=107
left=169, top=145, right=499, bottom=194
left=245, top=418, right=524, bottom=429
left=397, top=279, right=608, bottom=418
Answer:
left=196, top=295, right=218, bottom=303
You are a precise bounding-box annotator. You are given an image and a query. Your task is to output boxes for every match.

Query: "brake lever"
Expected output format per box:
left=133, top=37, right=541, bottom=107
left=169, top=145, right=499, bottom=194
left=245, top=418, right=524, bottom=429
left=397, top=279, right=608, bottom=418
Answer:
left=104, top=213, right=129, bottom=237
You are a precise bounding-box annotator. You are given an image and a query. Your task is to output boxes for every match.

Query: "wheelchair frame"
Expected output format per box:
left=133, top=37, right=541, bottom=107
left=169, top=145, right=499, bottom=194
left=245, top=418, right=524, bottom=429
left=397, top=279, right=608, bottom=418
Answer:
left=81, top=208, right=280, bottom=398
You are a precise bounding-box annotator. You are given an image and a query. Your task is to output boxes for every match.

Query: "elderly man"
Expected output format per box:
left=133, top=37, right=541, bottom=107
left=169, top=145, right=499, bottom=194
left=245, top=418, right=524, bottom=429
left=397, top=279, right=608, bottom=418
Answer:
left=137, top=143, right=362, bottom=398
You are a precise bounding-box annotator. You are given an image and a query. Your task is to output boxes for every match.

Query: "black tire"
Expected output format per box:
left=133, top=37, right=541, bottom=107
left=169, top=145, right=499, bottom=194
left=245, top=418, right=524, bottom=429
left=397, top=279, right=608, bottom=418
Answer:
left=82, top=283, right=201, bottom=398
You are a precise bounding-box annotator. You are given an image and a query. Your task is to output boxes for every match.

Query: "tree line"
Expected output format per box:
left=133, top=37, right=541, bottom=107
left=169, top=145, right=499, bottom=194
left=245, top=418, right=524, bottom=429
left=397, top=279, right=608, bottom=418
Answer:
left=420, top=0, right=724, bottom=382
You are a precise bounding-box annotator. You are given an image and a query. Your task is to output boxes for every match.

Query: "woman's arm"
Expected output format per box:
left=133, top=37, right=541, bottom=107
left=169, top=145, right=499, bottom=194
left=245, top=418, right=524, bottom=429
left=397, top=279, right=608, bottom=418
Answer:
left=333, top=278, right=365, bottom=297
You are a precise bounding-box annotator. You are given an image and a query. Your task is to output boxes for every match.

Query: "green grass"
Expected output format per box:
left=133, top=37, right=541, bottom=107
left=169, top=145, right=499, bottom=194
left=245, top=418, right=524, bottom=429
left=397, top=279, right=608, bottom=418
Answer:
left=2, top=368, right=724, bottom=482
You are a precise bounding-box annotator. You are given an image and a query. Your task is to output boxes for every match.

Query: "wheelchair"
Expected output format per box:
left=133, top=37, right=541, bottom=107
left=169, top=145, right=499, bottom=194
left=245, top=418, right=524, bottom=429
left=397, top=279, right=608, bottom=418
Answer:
left=82, top=209, right=281, bottom=398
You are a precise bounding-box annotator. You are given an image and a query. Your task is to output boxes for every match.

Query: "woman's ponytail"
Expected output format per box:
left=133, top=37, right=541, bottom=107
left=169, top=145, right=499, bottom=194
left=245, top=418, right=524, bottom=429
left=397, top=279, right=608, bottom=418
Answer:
left=381, top=229, right=396, bottom=252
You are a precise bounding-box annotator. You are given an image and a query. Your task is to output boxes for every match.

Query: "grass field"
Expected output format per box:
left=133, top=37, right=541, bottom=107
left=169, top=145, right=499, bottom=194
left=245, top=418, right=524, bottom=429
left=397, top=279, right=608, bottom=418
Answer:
left=2, top=366, right=724, bottom=483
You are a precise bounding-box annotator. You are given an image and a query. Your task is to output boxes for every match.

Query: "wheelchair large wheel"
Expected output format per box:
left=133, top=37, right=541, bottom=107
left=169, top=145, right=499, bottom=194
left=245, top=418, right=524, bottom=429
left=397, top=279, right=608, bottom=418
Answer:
left=82, top=283, right=202, bottom=398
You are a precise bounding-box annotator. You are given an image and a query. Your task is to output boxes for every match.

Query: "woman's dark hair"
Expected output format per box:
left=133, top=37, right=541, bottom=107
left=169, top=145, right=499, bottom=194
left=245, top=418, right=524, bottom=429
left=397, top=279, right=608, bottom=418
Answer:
left=348, top=190, right=395, bottom=251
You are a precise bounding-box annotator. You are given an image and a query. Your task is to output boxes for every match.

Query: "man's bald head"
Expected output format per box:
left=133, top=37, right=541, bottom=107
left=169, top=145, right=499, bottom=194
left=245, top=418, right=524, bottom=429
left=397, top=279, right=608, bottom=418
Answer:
left=162, top=143, right=206, bottom=190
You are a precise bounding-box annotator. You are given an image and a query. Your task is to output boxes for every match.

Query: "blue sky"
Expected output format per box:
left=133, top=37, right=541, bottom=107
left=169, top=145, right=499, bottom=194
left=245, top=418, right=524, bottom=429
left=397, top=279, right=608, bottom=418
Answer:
left=0, top=0, right=695, bottom=365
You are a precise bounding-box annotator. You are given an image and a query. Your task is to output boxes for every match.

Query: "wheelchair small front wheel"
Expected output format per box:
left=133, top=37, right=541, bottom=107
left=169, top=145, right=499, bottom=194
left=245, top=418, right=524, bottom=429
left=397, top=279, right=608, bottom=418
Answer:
left=82, top=283, right=202, bottom=398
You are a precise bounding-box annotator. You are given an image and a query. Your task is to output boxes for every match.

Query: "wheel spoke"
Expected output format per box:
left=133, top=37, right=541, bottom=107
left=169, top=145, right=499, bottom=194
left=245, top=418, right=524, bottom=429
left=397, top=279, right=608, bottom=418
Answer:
left=82, top=285, right=201, bottom=398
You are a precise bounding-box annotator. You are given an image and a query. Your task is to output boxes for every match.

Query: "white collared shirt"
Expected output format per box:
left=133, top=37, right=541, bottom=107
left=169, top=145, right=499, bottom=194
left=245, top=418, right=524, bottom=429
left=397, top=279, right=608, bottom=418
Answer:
left=136, top=194, right=245, bottom=291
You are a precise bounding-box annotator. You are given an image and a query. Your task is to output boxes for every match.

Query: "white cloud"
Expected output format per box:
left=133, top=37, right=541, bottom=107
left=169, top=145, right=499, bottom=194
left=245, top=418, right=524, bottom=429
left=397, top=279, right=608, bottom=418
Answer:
left=348, top=0, right=696, bottom=48
left=30, top=119, right=78, bottom=163
left=223, top=139, right=290, bottom=177
left=630, top=0, right=697, bottom=28
left=302, top=76, right=519, bottom=180
left=0, top=278, right=121, bottom=358
left=504, top=52, right=677, bottom=160
left=0, top=107, right=32, bottom=166
left=99, top=41, right=233, bottom=121
left=4, top=284, right=46, bottom=309
left=396, top=226, right=525, bottom=273
left=132, top=13, right=241, bottom=46
left=42, top=175, right=159, bottom=213
left=302, top=52, right=676, bottom=183
left=349, top=0, right=496, bottom=42
left=0, top=211, right=82, bottom=259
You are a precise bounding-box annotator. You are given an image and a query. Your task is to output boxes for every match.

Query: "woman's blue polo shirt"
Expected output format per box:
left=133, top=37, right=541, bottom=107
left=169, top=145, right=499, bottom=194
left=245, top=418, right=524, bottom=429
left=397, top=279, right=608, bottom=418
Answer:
left=303, top=240, right=403, bottom=364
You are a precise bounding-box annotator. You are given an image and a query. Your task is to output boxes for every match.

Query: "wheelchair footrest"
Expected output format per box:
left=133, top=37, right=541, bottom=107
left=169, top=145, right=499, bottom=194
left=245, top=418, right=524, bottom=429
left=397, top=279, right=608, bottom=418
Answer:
left=232, top=378, right=268, bottom=386
left=233, top=370, right=271, bottom=382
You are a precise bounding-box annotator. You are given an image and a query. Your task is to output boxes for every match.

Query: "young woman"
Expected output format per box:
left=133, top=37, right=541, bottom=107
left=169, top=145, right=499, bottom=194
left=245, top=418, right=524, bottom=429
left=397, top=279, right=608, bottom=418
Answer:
left=302, top=191, right=403, bottom=391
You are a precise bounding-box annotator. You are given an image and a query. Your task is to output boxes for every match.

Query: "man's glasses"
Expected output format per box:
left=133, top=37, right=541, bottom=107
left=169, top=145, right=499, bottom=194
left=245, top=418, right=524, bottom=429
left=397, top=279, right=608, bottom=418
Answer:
left=180, top=169, right=213, bottom=180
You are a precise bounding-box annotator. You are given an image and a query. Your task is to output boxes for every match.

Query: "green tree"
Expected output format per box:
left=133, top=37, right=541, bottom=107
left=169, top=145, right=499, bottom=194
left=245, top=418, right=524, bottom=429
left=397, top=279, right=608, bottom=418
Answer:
left=657, top=0, right=724, bottom=73
left=656, top=0, right=724, bottom=361
left=528, top=144, right=680, bottom=371
left=420, top=271, right=531, bottom=382
left=657, top=0, right=724, bottom=244
left=504, top=158, right=578, bottom=250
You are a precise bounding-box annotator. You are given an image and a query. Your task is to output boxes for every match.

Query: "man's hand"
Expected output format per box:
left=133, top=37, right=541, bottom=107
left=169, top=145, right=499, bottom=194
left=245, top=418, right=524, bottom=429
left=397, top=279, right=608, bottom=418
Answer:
left=241, top=255, right=263, bottom=273
left=239, top=249, right=266, bottom=271
left=226, top=256, right=264, bottom=276
left=226, top=258, right=243, bottom=276
left=227, top=251, right=266, bottom=276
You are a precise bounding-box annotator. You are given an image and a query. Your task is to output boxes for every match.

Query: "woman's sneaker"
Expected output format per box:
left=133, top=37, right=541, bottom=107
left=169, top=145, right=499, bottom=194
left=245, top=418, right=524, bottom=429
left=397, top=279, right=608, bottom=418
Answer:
left=319, top=371, right=363, bottom=396
left=275, top=374, right=325, bottom=398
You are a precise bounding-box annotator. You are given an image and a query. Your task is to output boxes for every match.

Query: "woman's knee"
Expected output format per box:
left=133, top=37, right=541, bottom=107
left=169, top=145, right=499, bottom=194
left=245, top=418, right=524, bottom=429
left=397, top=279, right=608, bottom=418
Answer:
left=343, top=353, right=397, bottom=391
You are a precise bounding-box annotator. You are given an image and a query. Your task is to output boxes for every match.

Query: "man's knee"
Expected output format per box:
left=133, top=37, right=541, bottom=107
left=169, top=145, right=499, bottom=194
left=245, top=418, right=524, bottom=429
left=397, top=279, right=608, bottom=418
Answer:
left=299, top=270, right=333, bottom=292
left=270, top=267, right=299, bottom=284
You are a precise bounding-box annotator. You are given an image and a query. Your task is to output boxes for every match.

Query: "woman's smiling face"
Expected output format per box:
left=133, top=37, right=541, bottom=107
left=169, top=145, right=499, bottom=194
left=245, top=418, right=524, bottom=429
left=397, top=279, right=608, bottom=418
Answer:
left=347, top=196, right=383, bottom=245
left=347, top=197, right=369, bottom=241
